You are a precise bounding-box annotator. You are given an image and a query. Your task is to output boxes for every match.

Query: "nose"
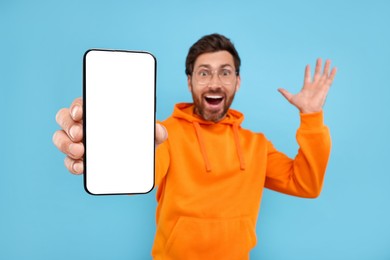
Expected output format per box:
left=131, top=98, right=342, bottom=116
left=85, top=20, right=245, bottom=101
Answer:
left=209, top=71, right=222, bottom=86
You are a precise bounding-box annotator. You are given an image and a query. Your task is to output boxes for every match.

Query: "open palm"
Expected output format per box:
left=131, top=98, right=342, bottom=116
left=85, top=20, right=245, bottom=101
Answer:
left=278, top=58, right=337, bottom=114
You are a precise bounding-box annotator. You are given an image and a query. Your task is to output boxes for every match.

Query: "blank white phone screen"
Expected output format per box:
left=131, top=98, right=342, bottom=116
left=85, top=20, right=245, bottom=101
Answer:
left=83, top=49, right=156, bottom=195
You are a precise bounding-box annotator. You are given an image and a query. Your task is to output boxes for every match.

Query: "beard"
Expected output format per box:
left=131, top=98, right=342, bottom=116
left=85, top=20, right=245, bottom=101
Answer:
left=191, top=87, right=236, bottom=123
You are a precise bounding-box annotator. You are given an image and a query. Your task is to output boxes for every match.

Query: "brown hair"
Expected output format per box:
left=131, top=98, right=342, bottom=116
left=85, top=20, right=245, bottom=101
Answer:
left=185, top=33, right=241, bottom=76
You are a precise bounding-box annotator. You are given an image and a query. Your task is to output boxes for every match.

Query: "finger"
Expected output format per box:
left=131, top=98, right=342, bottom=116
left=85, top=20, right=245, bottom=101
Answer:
left=277, top=88, right=293, bottom=102
left=53, top=130, right=85, bottom=159
left=70, top=97, right=83, bottom=122
left=324, top=67, right=337, bottom=87
left=304, top=65, right=311, bottom=84
left=323, top=59, right=331, bottom=76
left=65, top=156, right=84, bottom=175
left=313, top=58, right=322, bottom=82
left=155, top=123, right=168, bottom=145
left=55, top=108, right=83, bottom=142
left=329, top=67, right=337, bottom=82
left=316, top=68, right=335, bottom=102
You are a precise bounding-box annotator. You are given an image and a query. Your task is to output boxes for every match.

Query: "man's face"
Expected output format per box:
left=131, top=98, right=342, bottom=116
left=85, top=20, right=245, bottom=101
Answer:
left=188, top=51, right=241, bottom=122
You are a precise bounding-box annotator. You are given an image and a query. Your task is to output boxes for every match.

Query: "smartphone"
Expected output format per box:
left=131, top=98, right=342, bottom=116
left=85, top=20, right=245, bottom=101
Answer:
left=83, top=49, right=156, bottom=195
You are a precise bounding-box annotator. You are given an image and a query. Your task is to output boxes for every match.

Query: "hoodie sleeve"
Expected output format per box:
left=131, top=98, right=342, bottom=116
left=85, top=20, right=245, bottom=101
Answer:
left=264, top=111, right=331, bottom=198
left=155, top=137, right=170, bottom=188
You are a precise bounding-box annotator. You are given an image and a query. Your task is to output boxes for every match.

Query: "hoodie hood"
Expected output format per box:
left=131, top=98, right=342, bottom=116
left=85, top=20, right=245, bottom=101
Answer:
left=172, top=103, right=246, bottom=172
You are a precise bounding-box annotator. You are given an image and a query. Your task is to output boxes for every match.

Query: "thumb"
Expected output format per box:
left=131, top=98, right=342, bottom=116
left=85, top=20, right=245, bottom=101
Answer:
left=155, top=123, right=168, bottom=145
left=277, top=88, right=293, bottom=102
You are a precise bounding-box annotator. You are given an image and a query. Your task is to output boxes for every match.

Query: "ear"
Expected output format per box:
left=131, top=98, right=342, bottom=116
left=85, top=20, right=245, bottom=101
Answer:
left=235, top=75, right=241, bottom=92
left=187, top=75, right=192, bottom=92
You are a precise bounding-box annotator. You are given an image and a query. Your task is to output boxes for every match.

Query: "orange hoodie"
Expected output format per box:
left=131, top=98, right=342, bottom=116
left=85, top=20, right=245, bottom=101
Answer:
left=152, top=103, right=331, bottom=260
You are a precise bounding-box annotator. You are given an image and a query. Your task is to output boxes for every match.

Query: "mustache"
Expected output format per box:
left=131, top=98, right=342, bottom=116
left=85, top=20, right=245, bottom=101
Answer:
left=202, top=89, right=226, bottom=96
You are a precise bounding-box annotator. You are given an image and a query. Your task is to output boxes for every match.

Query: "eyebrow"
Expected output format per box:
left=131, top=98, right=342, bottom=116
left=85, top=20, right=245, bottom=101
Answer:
left=197, top=64, right=234, bottom=70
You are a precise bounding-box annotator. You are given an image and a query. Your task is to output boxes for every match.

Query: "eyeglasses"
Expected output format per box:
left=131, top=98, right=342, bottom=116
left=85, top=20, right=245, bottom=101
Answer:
left=193, top=67, right=238, bottom=85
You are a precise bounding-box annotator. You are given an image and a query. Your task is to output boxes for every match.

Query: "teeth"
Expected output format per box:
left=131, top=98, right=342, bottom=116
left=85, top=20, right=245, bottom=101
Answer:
left=205, top=95, right=223, bottom=99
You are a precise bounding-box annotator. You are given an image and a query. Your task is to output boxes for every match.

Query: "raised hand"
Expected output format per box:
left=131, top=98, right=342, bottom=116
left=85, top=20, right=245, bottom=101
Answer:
left=278, top=58, right=337, bottom=114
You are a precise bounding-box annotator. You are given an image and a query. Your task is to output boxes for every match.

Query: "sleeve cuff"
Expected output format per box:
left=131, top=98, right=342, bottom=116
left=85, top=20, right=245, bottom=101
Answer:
left=299, top=111, right=325, bottom=130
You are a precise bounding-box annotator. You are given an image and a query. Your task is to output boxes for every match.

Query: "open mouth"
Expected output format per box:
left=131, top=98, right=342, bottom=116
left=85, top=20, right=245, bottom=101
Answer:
left=204, top=95, right=224, bottom=106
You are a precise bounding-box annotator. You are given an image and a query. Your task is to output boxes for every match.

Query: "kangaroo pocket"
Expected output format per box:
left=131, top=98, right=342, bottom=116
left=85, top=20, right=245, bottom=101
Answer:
left=164, top=216, right=257, bottom=260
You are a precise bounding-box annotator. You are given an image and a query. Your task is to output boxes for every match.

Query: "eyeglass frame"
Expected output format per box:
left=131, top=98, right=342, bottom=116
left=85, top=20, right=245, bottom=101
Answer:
left=192, top=65, right=239, bottom=85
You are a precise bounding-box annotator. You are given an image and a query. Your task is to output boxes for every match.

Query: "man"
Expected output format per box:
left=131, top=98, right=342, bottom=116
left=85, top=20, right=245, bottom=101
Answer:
left=53, top=34, right=337, bottom=259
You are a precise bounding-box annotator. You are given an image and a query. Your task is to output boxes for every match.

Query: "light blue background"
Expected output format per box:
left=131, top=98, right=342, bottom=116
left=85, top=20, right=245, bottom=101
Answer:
left=1, top=0, right=389, bottom=259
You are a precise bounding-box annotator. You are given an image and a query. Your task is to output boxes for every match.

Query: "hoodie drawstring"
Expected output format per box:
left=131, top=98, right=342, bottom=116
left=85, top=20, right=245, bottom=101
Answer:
left=193, top=121, right=246, bottom=172
left=193, top=122, right=212, bottom=172
left=233, top=123, right=246, bottom=171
